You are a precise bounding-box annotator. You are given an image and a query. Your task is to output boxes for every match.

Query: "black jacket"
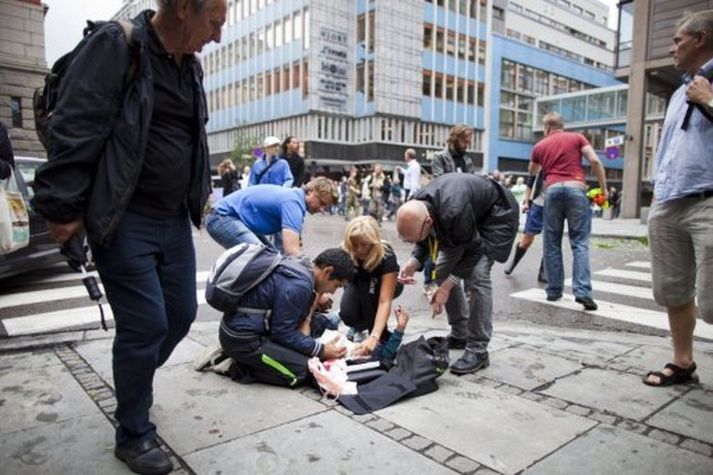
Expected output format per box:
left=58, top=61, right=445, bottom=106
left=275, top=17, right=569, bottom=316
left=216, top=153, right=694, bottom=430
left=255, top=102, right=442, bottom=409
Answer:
left=412, top=174, right=518, bottom=281
left=32, top=11, right=211, bottom=247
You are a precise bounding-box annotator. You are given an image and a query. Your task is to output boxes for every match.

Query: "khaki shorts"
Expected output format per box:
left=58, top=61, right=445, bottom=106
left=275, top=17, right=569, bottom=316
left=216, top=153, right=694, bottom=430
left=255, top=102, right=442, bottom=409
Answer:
left=648, top=195, right=713, bottom=322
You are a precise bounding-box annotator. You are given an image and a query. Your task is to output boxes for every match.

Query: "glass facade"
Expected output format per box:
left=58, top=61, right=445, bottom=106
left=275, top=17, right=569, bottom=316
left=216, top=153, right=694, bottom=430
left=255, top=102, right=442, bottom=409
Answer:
left=499, top=59, right=595, bottom=141
left=616, top=1, right=634, bottom=69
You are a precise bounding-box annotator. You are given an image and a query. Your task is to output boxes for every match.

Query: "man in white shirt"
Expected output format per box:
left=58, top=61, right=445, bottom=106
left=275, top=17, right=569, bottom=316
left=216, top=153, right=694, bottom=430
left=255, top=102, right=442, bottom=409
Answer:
left=399, top=148, right=421, bottom=200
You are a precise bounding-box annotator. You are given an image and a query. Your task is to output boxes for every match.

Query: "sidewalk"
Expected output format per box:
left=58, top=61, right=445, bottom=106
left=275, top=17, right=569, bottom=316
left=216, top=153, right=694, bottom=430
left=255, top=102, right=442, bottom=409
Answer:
left=1, top=314, right=712, bottom=474
left=524, top=217, right=648, bottom=241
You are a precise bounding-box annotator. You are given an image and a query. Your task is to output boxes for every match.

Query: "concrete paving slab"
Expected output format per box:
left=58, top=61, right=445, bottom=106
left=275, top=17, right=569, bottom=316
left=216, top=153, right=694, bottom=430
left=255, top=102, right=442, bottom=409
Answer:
left=478, top=346, right=582, bottom=390
left=524, top=424, right=713, bottom=475
left=0, top=413, right=124, bottom=474
left=542, top=368, right=680, bottom=421
left=0, top=360, right=97, bottom=435
left=75, top=335, right=212, bottom=387
left=648, top=389, right=713, bottom=445
left=609, top=346, right=713, bottom=385
left=0, top=349, right=61, bottom=373
left=185, top=320, right=220, bottom=347
left=376, top=375, right=595, bottom=474
left=150, top=364, right=326, bottom=455
left=183, top=411, right=455, bottom=474
left=497, top=330, right=636, bottom=363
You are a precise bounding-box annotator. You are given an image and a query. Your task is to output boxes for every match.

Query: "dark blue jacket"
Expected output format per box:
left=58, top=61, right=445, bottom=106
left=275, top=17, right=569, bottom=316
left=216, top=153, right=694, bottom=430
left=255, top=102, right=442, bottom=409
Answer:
left=223, top=263, right=323, bottom=357
left=32, top=11, right=210, bottom=247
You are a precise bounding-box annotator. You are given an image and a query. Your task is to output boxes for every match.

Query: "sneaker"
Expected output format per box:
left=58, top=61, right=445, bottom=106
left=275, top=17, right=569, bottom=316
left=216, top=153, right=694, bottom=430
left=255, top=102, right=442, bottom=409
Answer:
left=450, top=350, right=490, bottom=375
left=211, top=357, right=235, bottom=375
left=193, top=344, right=227, bottom=372
left=114, top=438, right=173, bottom=475
left=575, top=296, right=598, bottom=311
left=446, top=335, right=467, bottom=350
left=546, top=294, right=562, bottom=302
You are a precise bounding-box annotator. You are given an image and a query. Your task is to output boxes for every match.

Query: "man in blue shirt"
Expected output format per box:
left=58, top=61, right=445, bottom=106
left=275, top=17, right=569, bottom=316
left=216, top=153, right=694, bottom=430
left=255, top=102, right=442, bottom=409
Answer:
left=644, top=10, right=713, bottom=388
left=206, top=177, right=338, bottom=255
left=219, top=248, right=354, bottom=387
left=248, top=136, right=293, bottom=187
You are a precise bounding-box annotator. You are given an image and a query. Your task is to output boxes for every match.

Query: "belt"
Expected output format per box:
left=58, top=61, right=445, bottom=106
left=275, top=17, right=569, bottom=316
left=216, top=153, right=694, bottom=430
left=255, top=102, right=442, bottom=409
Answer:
left=684, top=189, right=713, bottom=200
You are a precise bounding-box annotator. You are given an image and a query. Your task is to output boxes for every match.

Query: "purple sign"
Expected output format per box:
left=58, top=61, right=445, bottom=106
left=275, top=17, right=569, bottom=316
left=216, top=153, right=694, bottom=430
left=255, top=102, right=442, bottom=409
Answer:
left=605, top=146, right=619, bottom=160
left=253, top=147, right=263, bottom=158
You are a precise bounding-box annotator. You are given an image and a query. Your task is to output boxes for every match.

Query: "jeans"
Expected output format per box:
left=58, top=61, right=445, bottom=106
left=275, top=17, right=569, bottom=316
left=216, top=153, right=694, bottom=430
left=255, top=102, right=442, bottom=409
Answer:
left=205, top=212, right=269, bottom=249
left=543, top=185, right=592, bottom=299
left=91, top=210, right=197, bottom=446
left=445, top=253, right=494, bottom=353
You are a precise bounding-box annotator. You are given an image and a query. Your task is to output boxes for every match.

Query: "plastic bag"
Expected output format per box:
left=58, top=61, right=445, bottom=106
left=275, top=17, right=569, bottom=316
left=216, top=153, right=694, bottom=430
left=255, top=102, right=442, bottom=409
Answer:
left=308, top=357, right=357, bottom=398
left=0, top=169, right=29, bottom=255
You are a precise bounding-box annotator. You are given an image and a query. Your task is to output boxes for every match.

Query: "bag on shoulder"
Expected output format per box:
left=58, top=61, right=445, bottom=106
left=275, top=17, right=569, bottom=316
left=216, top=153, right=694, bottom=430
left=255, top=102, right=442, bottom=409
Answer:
left=205, top=243, right=284, bottom=313
left=0, top=169, right=30, bottom=255
left=33, top=20, right=136, bottom=151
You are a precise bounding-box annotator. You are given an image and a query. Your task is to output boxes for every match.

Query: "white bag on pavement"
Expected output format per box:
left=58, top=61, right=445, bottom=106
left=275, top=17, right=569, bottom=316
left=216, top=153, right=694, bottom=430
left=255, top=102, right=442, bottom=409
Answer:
left=0, top=169, right=29, bottom=255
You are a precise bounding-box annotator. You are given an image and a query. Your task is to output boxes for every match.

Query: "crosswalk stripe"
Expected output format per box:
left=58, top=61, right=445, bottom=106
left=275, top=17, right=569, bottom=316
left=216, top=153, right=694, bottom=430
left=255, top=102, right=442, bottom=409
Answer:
left=594, top=268, right=652, bottom=283
left=510, top=288, right=713, bottom=340
left=3, top=289, right=210, bottom=336
left=625, top=261, right=651, bottom=269
left=0, top=272, right=212, bottom=309
left=565, top=279, right=654, bottom=301
left=25, top=270, right=100, bottom=285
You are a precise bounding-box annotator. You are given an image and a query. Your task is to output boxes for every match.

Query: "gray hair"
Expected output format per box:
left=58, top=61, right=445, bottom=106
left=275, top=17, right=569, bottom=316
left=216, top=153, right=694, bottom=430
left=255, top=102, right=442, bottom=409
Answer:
left=678, top=10, right=713, bottom=49
left=157, top=0, right=209, bottom=13
left=404, top=148, right=416, bottom=159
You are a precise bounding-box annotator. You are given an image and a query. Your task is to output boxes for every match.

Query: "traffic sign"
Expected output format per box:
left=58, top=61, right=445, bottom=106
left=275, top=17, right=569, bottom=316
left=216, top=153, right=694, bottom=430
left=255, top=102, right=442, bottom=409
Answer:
left=605, top=146, right=619, bottom=159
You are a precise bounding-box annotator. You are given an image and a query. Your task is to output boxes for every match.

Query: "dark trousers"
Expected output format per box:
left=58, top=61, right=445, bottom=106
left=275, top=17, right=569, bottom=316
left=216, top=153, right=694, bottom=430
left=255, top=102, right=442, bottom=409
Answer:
left=339, top=278, right=402, bottom=336
left=92, top=210, right=197, bottom=446
left=219, top=323, right=310, bottom=387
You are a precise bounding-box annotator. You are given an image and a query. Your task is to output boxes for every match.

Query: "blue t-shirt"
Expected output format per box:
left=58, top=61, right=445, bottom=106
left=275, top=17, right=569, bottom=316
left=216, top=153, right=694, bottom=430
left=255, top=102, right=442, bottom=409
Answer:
left=213, top=185, right=307, bottom=235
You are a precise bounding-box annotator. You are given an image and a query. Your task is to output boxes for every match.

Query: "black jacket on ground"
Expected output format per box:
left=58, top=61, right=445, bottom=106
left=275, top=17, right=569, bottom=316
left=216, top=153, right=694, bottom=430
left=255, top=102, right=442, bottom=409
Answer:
left=411, top=174, right=518, bottom=281
left=32, top=11, right=211, bottom=248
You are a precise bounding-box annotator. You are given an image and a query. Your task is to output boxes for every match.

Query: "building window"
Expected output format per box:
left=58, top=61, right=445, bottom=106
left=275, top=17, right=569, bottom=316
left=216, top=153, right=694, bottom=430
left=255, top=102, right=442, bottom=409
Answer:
left=293, top=61, right=300, bottom=89
left=436, top=28, right=444, bottom=53
left=10, top=97, right=22, bottom=128
left=434, top=72, right=443, bottom=98
left=274, top=68, right=281, bottom=94
left=266, top=71, right=272, bottom=96
left=445, top=75, right=454, bottom=101
left=294, top=10, right=302, bottom=39
left=302, top=59, right=309, bottom=98
left=501, top=60, right=516, bottom=90
left=283, top=65, right=290, bottom=91
left=303, top=7, right=310, bottom=49
left=275, top=20, right=283, bottom=48
left=367, top=11, right=375, bottom=53
left=284, top=16, right=293, bottom=44
left=367, top=61, right=374, bottom=102
left=357, top=14, right=366, bottom=43
left=356, top=63, right=365, bottom=93
left=446, top=31, right=456, bottom=56
left=493, top=6, right=504, bottom=20
left=422, top=70, right=432, bottom=96
left=424, top=24, right=433, bottom=49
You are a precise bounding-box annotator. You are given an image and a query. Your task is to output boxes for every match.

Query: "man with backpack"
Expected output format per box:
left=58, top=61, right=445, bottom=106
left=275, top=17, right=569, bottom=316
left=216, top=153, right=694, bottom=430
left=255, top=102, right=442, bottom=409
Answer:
left=216, top=248, right=355, bottom=386
left=31, top=2, right=227, bottom=474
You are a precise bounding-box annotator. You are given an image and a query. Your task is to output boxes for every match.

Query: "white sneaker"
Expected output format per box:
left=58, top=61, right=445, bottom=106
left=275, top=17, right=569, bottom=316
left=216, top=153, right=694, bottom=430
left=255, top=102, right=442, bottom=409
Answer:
left=193, top=344, right=227, bottom=372
left=211, top=357, right=234, bottom=375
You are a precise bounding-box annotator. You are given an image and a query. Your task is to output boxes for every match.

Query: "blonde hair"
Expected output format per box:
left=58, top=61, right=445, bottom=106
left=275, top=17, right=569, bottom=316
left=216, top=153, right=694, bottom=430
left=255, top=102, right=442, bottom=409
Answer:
left=303, top=176, right=339, bottom=205
left=218, top=158, right=234, bottom=175
left=342, top=216, right=387, bottom=272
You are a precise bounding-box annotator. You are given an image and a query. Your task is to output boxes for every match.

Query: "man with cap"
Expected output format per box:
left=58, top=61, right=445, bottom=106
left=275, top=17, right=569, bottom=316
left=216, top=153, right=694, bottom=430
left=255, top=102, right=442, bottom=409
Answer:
left=249, top=136, right=293, bottom=187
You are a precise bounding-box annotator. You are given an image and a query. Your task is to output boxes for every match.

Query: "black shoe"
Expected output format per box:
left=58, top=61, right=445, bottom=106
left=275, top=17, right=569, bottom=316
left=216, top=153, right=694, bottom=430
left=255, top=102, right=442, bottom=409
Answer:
left=575, top=296, right=598, bottom=311
left=450, top=351, right=490, bottom=375
left=446, top=335, right=467, bottom=350
left=546, top=294, right=562, bottom=301
left=115, top=438, right=173, bottom=475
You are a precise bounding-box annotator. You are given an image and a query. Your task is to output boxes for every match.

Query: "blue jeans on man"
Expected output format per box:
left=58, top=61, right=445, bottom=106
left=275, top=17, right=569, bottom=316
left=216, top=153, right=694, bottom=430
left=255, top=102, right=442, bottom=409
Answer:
left=543, top=185, right=592, bottom=300
left=91, top=210, right=197, bottom=446
left=205, top=211, right=271, bottom=249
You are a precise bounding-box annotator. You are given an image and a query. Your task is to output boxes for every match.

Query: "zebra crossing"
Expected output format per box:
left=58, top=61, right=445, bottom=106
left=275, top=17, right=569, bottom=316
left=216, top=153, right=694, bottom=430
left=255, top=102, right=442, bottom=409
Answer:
left=511, top=260, right=713, bottom=340
left=0, top=270, right=214, bottom=337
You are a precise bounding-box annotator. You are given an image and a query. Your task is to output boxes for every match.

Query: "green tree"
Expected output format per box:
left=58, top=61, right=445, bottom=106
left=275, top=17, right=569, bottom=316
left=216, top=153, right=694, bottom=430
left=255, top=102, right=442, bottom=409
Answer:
left=230, top=133, right=261, bottom=172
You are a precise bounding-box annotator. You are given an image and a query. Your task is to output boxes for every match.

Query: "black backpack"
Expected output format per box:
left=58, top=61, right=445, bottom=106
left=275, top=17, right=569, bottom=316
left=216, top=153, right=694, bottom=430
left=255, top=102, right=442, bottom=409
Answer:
left=33, top=20, right=136, bottom=151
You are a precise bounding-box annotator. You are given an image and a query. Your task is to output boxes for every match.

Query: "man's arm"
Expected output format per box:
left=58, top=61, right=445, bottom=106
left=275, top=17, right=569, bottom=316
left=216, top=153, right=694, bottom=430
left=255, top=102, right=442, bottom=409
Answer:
left=281, top=228, right=301, bottom=255
left=581, top=145, right=608, bottom=199
left=270, top=282, right=323, bottom=357
left=528, top=160, right=541, bottom=176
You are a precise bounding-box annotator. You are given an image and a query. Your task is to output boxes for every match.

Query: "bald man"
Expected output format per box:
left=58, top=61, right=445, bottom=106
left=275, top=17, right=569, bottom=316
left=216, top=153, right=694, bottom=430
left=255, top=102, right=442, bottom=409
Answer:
left=397, top=173, right=518, bottom=374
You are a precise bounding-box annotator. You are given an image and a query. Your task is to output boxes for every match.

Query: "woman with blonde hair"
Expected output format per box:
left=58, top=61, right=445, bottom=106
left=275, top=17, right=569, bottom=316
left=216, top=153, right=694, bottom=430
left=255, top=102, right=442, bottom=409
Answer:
left=340, top=216, right=405, bottom=356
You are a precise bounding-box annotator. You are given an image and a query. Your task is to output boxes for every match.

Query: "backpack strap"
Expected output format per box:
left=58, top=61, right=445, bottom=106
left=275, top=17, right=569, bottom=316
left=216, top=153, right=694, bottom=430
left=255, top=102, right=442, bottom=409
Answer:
left=254, top=158, right=279, bottom=184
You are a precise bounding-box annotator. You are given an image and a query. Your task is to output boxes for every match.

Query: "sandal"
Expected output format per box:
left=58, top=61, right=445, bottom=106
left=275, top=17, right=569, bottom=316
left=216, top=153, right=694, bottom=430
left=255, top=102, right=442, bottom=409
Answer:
left=643, top=362, right=699, bottom=387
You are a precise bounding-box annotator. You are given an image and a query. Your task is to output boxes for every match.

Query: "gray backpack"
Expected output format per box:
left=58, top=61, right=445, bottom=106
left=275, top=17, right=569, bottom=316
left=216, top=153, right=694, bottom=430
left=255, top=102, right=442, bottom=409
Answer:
left=205, top=243, right=283, bottom=313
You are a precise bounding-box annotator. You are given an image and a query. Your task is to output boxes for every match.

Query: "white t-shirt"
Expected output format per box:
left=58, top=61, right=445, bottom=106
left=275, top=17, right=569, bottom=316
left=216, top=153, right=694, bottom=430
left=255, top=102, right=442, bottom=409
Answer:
left=404, top=160, right=421, bottom=192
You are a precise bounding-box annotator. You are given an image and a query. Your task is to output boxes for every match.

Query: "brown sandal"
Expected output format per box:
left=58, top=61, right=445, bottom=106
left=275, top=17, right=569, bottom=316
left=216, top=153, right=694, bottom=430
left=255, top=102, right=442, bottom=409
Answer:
left=643, top=362, right=699, bottom=387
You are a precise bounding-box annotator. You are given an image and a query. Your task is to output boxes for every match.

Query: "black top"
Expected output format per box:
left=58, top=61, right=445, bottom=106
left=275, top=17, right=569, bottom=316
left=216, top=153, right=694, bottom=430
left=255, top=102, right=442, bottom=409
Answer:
left=128, top=21, right=196, bottom=218
left=354, top=246, right=399, bottom=295
left=283, top=153, right=305, bottom=187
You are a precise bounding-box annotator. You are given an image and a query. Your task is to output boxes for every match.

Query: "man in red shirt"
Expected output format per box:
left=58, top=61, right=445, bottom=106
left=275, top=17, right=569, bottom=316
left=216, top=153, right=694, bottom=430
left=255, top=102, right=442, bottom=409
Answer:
left=528, top=113, right=608, bottom=310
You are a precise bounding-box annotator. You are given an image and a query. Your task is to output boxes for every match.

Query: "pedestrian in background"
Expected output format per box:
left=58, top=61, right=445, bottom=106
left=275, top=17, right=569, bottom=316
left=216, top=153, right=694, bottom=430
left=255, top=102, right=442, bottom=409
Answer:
left=32, top=2, right=227, bottom=473
left=398, top=148, right=421, bottom=200
left=365, top=163, right=389, bottom=224
left=344, top=167, right=361, bottom=220
left=218, top=159, right=239, bottom=196
left=281, top=135, right=305, bottom=187
left=529, top=112, right=608, bottom=311
left=249, top=136, right=293, bottom=187
left=643, top=10, right=713, bottom=388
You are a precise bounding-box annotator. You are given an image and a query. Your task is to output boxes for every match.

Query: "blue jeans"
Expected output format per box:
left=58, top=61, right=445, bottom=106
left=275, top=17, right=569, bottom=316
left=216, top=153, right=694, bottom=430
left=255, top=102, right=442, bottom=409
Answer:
left=205, top=212, right=269, bottom=249
left=91, top=210, right=197, bottom=446
left=543, top=185, right=592, bottom=299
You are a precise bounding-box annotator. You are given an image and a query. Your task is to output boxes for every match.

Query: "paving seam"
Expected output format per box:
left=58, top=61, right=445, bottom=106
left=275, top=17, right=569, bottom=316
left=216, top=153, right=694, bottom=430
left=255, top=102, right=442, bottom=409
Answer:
left=53, top=344, right=195, bottom=475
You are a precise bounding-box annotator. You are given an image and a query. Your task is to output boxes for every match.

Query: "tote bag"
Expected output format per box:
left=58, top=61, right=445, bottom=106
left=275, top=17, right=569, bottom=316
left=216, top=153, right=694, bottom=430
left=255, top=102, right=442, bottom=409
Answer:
left=0, top=169, right=30, bottom=254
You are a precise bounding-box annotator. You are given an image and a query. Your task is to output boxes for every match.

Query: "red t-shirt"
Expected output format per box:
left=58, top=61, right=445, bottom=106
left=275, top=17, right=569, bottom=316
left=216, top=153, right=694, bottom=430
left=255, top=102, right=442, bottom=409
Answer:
left=531, top=130, right=589, bottom=187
